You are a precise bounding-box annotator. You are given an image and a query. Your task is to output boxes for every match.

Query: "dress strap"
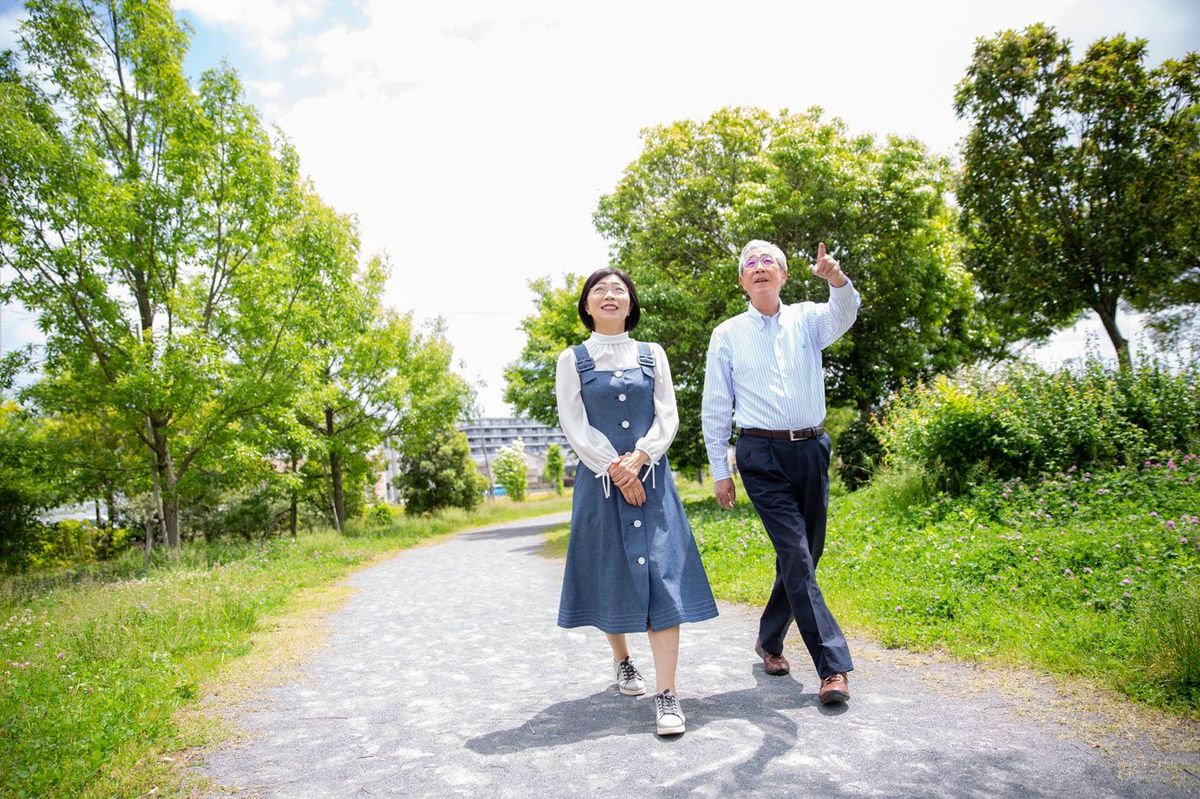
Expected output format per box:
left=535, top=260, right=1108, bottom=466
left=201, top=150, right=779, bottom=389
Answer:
left=637, top=342, right=655, bottom=378
left=573, top=344, right=597, bottom=384
left=573, top=344, right=594, bottom=372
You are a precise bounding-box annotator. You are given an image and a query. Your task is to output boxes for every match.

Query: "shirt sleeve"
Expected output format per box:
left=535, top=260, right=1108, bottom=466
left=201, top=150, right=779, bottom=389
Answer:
left=555, top=348, right=620, bottom=475
left=633, top=342, right=678, bottom=464
left=701, top=326, right=736, bottom=481
left=808, top=278, right=861, bottom=350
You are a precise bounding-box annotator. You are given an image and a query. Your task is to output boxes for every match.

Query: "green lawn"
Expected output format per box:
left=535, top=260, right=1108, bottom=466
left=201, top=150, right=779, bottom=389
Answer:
left=0, top=493, right=572, bottom=799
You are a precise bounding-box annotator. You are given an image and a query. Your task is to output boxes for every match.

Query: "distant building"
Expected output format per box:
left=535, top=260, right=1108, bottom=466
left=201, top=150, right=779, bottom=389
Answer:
left=370, top=417, right=577, bottom=503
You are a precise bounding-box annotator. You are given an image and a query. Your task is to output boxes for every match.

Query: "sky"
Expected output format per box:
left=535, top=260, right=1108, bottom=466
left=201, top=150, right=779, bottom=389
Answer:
left=1, top=0, right=1197, bottom=414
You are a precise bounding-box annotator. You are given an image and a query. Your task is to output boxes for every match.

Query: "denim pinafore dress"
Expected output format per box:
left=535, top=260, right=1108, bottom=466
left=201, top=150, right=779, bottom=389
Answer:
left=557, top=342, right=718, bottom=634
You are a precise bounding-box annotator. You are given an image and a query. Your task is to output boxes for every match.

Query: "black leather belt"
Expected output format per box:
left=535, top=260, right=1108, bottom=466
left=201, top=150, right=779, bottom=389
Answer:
left=739, top=425, right=825, bottom=441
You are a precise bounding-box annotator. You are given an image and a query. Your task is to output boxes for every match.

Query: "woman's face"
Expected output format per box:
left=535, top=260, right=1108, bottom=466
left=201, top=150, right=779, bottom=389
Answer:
left=586, top=275, right=631, bottom=331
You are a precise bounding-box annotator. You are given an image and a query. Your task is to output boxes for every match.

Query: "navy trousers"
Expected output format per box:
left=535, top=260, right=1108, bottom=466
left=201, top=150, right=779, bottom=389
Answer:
left=736, top=432, right=853, bottom=678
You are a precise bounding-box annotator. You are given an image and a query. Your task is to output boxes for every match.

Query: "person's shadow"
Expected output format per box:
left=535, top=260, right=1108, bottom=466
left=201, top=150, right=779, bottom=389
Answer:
left=465, top=666, right=848, bottom=789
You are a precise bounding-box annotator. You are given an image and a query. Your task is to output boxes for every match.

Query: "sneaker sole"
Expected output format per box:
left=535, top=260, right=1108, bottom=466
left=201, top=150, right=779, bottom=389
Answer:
left=656, top=722, right=685, bottom=736
left=619, top=685, right=646, bottom=696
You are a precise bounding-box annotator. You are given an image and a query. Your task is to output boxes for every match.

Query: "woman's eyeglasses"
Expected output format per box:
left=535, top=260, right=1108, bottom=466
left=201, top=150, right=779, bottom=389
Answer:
left=589, top=284, right=629, bottom=297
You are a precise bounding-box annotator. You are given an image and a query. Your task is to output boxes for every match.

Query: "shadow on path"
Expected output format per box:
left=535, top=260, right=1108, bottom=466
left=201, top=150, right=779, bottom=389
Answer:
left=466, top=667, right=848, bottom=791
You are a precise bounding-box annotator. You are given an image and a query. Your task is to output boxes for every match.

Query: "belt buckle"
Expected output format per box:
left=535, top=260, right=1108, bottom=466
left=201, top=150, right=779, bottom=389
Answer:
left=789, top=428, right=805, bottom=441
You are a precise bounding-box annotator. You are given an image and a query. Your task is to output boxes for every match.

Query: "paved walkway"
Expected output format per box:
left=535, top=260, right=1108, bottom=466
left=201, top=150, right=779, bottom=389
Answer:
left=199, top=513, right=1198, bottom=798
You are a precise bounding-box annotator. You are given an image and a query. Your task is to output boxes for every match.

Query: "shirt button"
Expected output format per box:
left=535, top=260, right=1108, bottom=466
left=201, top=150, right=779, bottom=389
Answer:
left=633, top=520, right=642, bottom=528
left=637, top=557, right=646, bottom=565
left=614, top=370, right=623, bottom=377
left=618, top=393, right=627, bottom=401
left=621, top=420, right=630, bottom=428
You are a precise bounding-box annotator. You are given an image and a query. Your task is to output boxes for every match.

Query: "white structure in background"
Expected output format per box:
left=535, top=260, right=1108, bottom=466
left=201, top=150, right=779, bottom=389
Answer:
left=370, top=417, right=577, bottom=503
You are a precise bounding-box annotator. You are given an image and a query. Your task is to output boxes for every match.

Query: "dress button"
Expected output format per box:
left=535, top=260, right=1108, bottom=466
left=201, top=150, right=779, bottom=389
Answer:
left=637, top=557, right=646, bottom=565
left=633, top=520, right=642, bottom=528
left=621, top=420, right=630, bottom=428
left=618, top=394, right=627, bottom=401
left=614, top=370, right=624, bottom=377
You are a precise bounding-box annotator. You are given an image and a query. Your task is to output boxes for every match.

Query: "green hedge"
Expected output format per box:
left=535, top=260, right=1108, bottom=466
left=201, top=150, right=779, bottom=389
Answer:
left=878, top=360, right=1200, bottom=492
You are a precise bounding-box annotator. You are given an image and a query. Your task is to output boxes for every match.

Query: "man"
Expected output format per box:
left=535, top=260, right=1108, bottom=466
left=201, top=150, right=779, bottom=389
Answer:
left=701, top=239, right=860, bottom=705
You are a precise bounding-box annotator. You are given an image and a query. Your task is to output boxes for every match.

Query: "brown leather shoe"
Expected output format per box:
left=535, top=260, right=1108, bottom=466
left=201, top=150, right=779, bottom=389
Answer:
left=818, top=672, right=850, bottom=704
left=754, top=640, right=790, bottom=676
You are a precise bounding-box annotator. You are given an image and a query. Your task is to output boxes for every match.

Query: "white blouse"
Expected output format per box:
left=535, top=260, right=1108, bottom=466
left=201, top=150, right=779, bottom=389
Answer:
left=555, top=332, right=680, bottom=478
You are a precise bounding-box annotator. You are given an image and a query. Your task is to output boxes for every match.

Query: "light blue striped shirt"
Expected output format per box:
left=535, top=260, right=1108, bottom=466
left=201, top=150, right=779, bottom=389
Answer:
left=701, top=281, right=861, bottom=480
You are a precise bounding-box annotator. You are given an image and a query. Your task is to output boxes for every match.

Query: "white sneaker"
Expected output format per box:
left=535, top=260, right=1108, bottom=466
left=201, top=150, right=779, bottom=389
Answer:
left=654, top=689, right=685, bottom=736
left=614, top=657, right=646, bottom=696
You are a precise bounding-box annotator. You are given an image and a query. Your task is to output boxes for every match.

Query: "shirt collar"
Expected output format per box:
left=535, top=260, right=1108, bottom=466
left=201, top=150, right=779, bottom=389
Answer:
left=745, top=301, right=783, bottom=330
left=588, top=331, right=631, bottom=345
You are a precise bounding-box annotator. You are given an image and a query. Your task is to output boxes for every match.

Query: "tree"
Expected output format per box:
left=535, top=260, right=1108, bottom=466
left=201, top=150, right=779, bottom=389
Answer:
left=508, top=107, right=988, bottom=473
left=543, top=442, right=564, bottom=495
left=503, top=274, right=585, bottom=424
left=393, top=429, right=485, bottom=515
left=293, top=254, right=477, bottom=529
left=493, top=439, right=528, bottom=502
left=955, top=24, right=1200, bottom=370
left=0, top=401, right=57, bottom=566
left=0, top=1, right=345, bottom=546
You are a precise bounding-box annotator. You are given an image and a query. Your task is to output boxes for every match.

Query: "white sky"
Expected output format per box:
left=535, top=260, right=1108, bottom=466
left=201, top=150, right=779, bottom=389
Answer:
left=1, top=0, right=1197, bottom=412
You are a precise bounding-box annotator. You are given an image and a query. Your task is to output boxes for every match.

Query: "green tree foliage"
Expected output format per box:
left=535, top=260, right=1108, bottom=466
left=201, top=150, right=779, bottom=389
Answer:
left=0, top=401, right=56, bottom=566
left=543, top=442, right=564, bottom=495
left=0, top=0, right=356, bottom=545
left=493, top=439, right=528, bottom=502
left=393, top=429, right=485, bottom=515
left=503, top=275, right=585, bottom=423
left=955, top=24, right=1200, bottom=369
left=508, top=107, right=988, bottom=472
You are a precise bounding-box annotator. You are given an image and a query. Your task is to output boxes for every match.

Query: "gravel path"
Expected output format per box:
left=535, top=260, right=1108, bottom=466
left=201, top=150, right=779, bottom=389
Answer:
left=198, top=513, right=1198, bottom=798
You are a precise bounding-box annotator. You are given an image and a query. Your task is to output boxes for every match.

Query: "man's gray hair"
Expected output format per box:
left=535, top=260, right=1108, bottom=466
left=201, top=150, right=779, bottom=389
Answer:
left=738, top=240, right=788, bottom=272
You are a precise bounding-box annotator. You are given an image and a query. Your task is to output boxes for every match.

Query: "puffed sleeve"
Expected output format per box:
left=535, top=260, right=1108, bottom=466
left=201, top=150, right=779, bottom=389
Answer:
left=632, top=342, right=679, bottom=465
left=555, top=347, right=620, bottom=476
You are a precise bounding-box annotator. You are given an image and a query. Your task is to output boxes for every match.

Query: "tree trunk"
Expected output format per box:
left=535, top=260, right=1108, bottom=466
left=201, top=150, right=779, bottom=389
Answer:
left=326, top=406, right=345, bottom=529
left=148, top=416, right=181, bottom=549
left=1095, top=303, right=1132, bottom=373
left=289, top=453, right=299, bottom=537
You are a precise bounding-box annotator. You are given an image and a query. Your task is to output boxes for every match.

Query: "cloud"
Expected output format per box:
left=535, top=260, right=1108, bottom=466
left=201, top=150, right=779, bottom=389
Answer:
left=175, top=0, right=326, bottom=62
left=443, top=19, right=496, bottom=42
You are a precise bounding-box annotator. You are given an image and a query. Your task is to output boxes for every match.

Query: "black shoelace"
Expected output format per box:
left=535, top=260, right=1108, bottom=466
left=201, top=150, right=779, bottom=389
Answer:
left=655, top=690, right=680, bottom=717
left=618, top=658, right=642, bottom=683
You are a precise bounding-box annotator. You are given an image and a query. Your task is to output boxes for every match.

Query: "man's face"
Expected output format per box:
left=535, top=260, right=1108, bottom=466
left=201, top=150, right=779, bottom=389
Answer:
left=738, top=249, right=787, bottom=304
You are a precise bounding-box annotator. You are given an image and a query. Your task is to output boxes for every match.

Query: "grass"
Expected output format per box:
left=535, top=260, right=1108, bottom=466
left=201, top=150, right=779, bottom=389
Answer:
left=681, top=456, right=1200, bottom=714
left=0, top=492, right=572, bottom=799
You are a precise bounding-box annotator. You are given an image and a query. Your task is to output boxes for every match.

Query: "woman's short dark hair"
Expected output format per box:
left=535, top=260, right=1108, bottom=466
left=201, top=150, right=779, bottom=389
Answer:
left=578, top=267, right=641, bottom=332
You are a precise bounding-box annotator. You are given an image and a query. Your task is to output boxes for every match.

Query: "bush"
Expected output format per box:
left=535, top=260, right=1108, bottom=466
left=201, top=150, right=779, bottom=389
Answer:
left=835, top=410, right=884, bottom=491
left=878, top=360, right=1200, bottom=493
left=23, top=520, right=133, bottom=571
left=394, top=429, right=486, bottom=515
left=364, top=503, right=399, bottom=527
left=493, top=440, right=528, bottom=502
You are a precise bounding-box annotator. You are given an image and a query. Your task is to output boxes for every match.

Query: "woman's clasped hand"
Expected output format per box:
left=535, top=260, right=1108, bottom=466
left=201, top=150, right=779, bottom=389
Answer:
left=607, top=451, right=647, bottom=506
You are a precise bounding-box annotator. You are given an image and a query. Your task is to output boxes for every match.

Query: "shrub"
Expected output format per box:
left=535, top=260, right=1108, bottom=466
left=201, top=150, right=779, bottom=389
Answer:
left=394, top=429, right=486, bottom=515
left=835, top=410, right=884, bottom=491
left=23, top=521, right=133, bottom=571
left=493, top=440, right=529, bottom=502
left=878, top=360, right=1200, bottom=492
left=364, top=503, right=399, bottom=527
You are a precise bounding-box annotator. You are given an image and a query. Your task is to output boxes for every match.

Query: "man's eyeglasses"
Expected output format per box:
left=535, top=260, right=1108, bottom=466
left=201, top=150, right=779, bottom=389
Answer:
left=741, top=254, right=779, bottom=272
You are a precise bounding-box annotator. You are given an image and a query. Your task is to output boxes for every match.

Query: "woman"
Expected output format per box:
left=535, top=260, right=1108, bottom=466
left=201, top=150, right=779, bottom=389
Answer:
left=555, top=267, right=718, bottom=737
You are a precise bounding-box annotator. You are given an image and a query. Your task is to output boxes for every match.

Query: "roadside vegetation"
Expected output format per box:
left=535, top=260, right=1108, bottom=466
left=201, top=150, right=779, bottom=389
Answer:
left=0, top=493, right=571, bottom=799
left=692, top=359, right=1200, bottom=714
